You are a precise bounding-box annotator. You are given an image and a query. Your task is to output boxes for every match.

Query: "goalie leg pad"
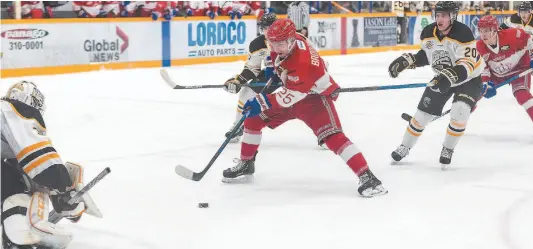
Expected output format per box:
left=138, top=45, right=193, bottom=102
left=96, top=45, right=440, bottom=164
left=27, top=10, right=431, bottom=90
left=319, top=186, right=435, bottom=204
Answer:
left=3, top=193, right=72, bottom=248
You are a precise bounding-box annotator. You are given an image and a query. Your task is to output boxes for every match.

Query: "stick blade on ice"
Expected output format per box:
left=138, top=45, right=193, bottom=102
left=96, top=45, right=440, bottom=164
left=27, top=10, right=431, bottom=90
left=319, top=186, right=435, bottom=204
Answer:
left=175, top=165, right=196, bottom=180
left=160, top=69, right=178, bottom=89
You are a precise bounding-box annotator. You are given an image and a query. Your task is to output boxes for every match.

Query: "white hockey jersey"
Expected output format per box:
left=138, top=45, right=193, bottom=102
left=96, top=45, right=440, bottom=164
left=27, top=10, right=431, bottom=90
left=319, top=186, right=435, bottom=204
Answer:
left=416, top=21, right=485, bottom=87
left=1, top=98, right=70, bottom=190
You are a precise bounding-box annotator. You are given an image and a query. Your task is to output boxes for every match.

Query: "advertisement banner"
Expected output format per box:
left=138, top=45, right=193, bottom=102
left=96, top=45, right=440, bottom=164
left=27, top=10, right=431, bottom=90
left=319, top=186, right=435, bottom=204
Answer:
left=307, top=18, right=341, bottom=50
left=408, top=15, right=433, bottom=44
left=464, top=14, right=511, bottom=39
left=363, top=16, right=397, bottom=47
left=171, top=19, right=256, bottom=59
left=1, top=22, right=161, bottom=69
left=345, top=17, right=364, bottom=48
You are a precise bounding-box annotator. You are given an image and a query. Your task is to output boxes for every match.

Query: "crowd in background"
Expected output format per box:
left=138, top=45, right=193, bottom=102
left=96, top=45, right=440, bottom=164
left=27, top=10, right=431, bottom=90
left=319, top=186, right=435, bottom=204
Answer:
left=0, top=1, right=529, bottom=20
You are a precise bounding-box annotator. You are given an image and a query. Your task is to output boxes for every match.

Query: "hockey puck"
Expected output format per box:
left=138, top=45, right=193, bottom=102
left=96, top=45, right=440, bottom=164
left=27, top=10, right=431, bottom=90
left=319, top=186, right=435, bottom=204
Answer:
left=198, top=203, right=209, bottom=208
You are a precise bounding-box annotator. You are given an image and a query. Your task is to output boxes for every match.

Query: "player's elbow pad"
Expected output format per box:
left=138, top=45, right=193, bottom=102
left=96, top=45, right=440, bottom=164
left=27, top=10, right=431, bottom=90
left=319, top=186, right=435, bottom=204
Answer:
left=414, top=50, right=429, bottom=67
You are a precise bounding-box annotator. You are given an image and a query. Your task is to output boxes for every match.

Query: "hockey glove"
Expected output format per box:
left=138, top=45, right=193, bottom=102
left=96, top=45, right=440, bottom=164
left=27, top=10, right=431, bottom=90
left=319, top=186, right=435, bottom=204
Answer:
left=224, top=76, right=242, bottom=94
left=265, top=56, right=274, bottom=80
left=428, top=68, right=457, bottom=94
left=388, top=53, right=416, bottom=78
left=482, top=81, right=497, bottom=99
left=243, top=92, right=271, bottom=118
left=51, top=190, right=86, bottom=223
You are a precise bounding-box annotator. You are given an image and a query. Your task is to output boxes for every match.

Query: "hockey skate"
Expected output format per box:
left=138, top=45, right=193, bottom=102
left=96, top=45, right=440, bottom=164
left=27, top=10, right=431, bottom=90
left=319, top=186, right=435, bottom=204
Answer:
left=357, top=170, right=387, bottom=197
left=439, top=146, right=454, bottom=170
left=391, top=144, right=410, bottom=162
left=225, top=124, right=244, bottom=143
left=222, top=152, right=257, bottom=183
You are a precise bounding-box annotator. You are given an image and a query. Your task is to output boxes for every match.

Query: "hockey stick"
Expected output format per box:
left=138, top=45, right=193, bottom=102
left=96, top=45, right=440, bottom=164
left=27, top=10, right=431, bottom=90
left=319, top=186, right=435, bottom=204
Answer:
left=338, top=83, right=427, bottom=93
left=49, top=167, right=111, bottom=224
left=174, top=79, right=274, bottom=181
left=400, top=68, right=533, bottom=122
left=160, top=68, right=267, bottom=89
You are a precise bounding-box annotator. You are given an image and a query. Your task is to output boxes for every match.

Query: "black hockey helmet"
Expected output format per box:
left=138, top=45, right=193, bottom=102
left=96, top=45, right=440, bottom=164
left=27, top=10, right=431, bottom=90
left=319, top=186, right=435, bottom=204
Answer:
left=259, top=12, right=277, bottom=29
left=433, top=1, right=459, bottom=22
left=518, top=1, right=532, bottom=12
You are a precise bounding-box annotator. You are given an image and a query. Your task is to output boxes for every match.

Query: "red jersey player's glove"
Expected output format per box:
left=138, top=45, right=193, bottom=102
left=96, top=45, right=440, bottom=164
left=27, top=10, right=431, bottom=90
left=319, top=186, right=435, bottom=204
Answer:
left=482, top=81, right=497, bottom=99
left=242, top=92, right=272, bottom=118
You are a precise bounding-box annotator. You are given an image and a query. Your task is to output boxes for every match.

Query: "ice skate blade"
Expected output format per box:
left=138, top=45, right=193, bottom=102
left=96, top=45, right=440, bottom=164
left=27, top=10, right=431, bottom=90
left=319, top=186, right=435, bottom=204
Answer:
left=222, top=174, right=254, bottom=184
left=441, top=163, right=449, bottom=171
left=360, top=185, right=388, bottom=198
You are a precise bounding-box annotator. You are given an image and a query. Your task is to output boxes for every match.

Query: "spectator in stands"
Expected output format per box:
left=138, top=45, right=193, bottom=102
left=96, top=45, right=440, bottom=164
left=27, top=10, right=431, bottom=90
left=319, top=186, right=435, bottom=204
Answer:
left=72, top=1, right=102, bottom=17
left=8, top=1, right=52, bottom=18
left=221, top=1, right=262, bottom=20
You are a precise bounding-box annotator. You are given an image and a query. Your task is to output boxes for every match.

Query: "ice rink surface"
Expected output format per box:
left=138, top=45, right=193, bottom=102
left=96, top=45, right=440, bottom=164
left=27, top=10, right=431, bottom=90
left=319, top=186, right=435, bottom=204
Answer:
left=2, top=51, right=532, bottom=249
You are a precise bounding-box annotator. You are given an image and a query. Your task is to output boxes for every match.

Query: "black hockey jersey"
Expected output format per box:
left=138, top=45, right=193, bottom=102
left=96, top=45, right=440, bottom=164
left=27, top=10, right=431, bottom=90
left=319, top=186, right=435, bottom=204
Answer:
left=413, top=21, right=484, bottom=87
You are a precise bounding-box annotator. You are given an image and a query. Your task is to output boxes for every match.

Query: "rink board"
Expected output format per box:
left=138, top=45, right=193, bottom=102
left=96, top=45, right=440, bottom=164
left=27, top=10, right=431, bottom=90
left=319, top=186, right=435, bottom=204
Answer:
left=0, top=11, right=513, bottom=78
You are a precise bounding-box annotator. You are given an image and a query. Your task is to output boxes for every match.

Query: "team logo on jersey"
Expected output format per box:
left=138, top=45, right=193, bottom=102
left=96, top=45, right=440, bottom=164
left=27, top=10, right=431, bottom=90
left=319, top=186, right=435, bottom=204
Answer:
left=296, top=40, right=306, bottom=50
left=423, top=97, right=431, bottom=108
left=501, top=44, right=510, bottom=51
left=431, top=50, right=452, bottom=72
left=425, top=40, right=434, bottom=49
left=287, top=75, right=299, bottom=82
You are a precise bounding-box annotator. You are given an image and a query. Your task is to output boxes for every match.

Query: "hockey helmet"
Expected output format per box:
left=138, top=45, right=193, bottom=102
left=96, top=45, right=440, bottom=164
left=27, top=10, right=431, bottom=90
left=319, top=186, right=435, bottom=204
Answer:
left=518, top=1, right=532, bottom=12
left=259, top=12, right=277, bottom=29
left=5, top=81, right=46, bottom=114
left=478, top=15, right=498, bottom=30
left=433, top=1, right=459, bottom=23
left=266, top=18, right=296, bottom=43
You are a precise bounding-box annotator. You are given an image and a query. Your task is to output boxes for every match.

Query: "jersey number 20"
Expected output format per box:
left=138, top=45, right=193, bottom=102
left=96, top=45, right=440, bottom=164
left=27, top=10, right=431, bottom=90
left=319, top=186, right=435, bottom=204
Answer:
left=464, top=47, right=479, bottom=60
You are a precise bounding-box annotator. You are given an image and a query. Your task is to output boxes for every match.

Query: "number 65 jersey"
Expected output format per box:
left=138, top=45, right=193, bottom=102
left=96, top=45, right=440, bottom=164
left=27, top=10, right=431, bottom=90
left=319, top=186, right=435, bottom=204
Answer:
left=416, top=22, right=485, bottom=87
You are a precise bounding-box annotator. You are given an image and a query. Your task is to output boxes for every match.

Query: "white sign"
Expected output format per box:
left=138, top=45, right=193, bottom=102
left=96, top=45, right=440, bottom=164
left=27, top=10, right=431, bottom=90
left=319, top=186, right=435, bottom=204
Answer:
left=1, top=22, right=161, bottom=69
left=171, top=19, right=257, bottom=59
left=345, top=17, right=364, bottom=48
left=412, top=15, right=434, bottom=45
left=307, top=18, right=341, bottom=50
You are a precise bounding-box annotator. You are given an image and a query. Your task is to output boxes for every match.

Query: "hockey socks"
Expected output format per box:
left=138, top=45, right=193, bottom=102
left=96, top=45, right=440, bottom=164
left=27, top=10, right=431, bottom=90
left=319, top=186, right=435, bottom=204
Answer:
left=514, top=90, right=533, bottom=122
left=324, top=133, right=368, bottom=176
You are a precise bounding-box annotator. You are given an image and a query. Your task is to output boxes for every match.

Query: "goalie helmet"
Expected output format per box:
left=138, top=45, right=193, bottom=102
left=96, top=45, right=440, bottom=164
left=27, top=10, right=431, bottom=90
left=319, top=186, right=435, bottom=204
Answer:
left=5, top=81, right=46, bottom=114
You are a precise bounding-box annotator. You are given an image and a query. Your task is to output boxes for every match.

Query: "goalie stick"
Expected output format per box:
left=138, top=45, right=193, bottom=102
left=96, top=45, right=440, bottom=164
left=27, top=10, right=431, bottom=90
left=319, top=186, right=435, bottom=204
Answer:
left=48, top=167, right=111, bottom=224
left=174, top=78, right=273, bottom=181
left=400, top=68, right=533, bottom=122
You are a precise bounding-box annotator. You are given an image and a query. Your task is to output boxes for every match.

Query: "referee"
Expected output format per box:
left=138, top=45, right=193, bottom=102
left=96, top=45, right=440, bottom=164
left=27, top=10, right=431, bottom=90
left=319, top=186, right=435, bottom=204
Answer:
left=287, top=1, right=310, bottom=38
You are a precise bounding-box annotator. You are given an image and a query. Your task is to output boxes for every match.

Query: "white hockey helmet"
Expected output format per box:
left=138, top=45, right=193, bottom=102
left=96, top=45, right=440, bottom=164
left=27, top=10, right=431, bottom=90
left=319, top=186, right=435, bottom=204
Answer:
left=6, top=81, right=46, bottom=114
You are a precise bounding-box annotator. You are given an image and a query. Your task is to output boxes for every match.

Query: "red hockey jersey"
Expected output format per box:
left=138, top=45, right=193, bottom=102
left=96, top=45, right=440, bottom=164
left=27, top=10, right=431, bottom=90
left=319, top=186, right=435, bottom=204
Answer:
left=476, top=28, right=533, bottom=83
left=268, top=34, right=339, bottom=109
